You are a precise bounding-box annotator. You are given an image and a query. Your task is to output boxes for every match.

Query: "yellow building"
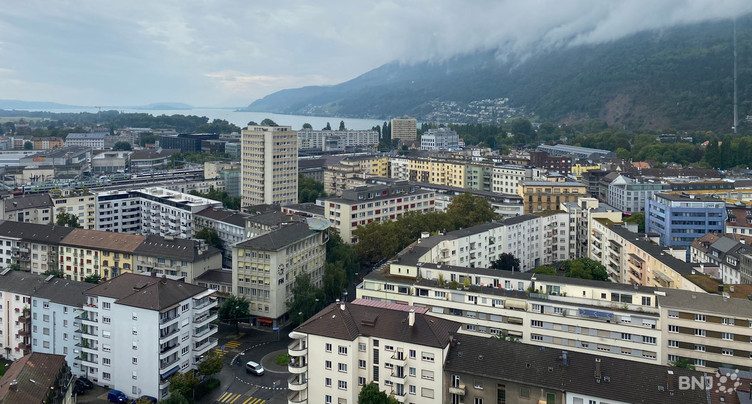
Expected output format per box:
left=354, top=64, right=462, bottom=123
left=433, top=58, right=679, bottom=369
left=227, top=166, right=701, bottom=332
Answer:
left=50, top=188, right=96, bottom=229
left=324, top=156, right=389, bottom=196
left=571, top=163, right=601, bottom=179
left=408, top=158, right=467, bottom=188
left=59, top=229, right=144, bottom=281
left=518, top=181, right=587, bottom=213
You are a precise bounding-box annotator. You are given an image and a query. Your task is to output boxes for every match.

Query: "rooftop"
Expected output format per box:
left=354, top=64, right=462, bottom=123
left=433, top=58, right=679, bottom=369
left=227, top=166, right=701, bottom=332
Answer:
left=195, top=207, right=249, bottom=227
left=0, top=353, right=68, bottom=404
left=134, top=235, right=221, bottom=261
left=0, top=221, right=74, bottom=243
left=658, top=287, right=752, bottom=318
left=60, top=229, right=145, bottom=252
left=33, top=277, right=94, bottom=307
left=195, top=268, right=233, bottom=284
left=3, top=193, right=53, bottom=212
left=237, top=222, right=318, bottom=251
left=522, top=181, right=587, bottom=187
left=86, top=272, right=209, bottom=311
left=655, top=193, right=724, bottom=202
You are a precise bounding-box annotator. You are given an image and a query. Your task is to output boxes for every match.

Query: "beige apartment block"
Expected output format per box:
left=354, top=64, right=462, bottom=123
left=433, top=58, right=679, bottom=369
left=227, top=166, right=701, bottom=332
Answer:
left=241, top=125, right=298, bottom=207
left=390, top=118, right=417, bottom=142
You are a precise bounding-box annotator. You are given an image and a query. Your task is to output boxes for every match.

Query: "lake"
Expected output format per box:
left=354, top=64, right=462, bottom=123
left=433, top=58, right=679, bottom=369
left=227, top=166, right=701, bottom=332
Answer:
left=41, top=108, right=387, bottom=131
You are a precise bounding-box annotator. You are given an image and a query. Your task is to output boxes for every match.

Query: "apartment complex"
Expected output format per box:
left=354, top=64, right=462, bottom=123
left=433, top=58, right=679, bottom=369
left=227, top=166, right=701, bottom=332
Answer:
left=137, top=187, right=222, bottom=239
left=59, top=229, right=145, bottom=281
left=64, top=133, right=106, bottom=149
left=320, top=182, right=435, bottom=243
left=561, top=198, right=622, bottom=260
left=645, top=193, right=726, bottom=256
left=324, top=156, right=389, bottom=196
left=133, top=235, right=222, bottom=283
left=0, top=221, right=74, bottom=273
left=607, top=175, right=671, bottom=213
left=95, top=190, right=141, bottom=233
left=298, top=129, right=379, bottom=151
left=0, top=270, right=44, bottom=360
left=81, top=273, right=217, bottom=400
left=51, top=188, right=97, bottom=229
left=491, top=165, right=543, bottom=195
left=690, top=233, right=750, bottom=284
left=288, top=300, right=460, bottom=404
left=725, top=203, right=752, bottom=235
left=241, top=124, right=298, bottom=207
left=193, top=207, right=249, bottom=267
left=1, top=193, right=54, bottom=224
left=406, top=158, right=467, bottom=188
left=232, top=221, right=327, bottom=327
left=420, top=127, right=459, bottom=151
left=390, top=118, right=418, bottom=142
left=518, top=181, right=588, bottom=214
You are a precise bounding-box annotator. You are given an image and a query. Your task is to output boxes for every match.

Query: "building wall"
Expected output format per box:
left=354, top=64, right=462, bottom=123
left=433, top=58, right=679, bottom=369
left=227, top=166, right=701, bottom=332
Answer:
left=241, top=125, right=298, bottom=207
left=59, top=246, right=135, bottom=281
left=390, top=118, right=417, bottom=142
left=519, top=183, right=587, bottom=214
left=645, top=195, right=726, bottom=255
left=53, top=193, right=97, bottom=229
left=30, top=298, right=83, bottom=376
left=446, top=371, right=565, bottom=404
left=0, top=291, right=31, bottom=360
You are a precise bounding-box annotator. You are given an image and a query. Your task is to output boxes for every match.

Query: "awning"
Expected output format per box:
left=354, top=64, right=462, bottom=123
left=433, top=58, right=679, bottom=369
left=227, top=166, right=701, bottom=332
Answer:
left=161, top=365, right=180, bottom=380
left=257, top=318, right=273, bottom=324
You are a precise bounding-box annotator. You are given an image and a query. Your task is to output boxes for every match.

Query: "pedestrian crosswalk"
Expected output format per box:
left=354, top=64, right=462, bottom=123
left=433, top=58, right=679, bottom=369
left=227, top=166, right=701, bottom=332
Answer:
left=213, top=340, right=242, bottom=357
left=225, top=341, right=242, bottom=349
left=216, top=392, right=265, bottom=404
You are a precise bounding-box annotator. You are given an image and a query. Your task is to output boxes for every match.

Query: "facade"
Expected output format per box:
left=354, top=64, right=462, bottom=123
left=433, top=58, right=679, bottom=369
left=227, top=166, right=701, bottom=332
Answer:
left=233, top=222, right=327, bottom=327
left=491, top=164, right=543, bottom=195
left=518, top=181, right=587, bottom=214
left=95, top=190, right=141, bottom=233
left=725, top=203, right=752, bottom=235
left=59, top=229, right=144, bottom=281
left=645, top=193, right=726, bottom=256
left=82, top=273, right=217, bottom=400
left=324, top=156, right=389, bottom=196
left=320, top=182, right=435, bottom=243
left=0, top=220, right=74, bottom=273
left=51, top=188, right=97, bottom=229
left=415, top=182, right=524, bottom=218
left=529, top=151, right=572, bottom=176
left=129, top=149, right=174, bottom=172
left=0, top=352, right=74, bottom=404
left=133, top=235, right=222, bottom=283
left=561, top=198, right=622, bottom=260
left=137, top=187, right=223, bottom=239
left=420, top=127, right=459, bottom=151
left=158, top=133, right=219, bottom=153
left=194, top=207, right=249, bottom=267
left=689, top=234, right=749, bottom=284
left=607, top=175, right=671, bottom=213
left=298, top=129, right=379, bottom=151
left=65, top=133, right=106, bottom=149
left=241, top=125, right=298, bottom=206
left=91, top=151, right=131, bottom=174
left=570, top=162, right=601, bottom=179
left=288, top=301, right=460, bottom=404
left=0, top=270, right=43, bottom=360
left=389, top=157, right=410, bottom=180
left=390, top=118, right=417, bottom=142
left=31, top=136, right=64, bottom=150
left=463, top=163, right=493, bottom=191
left=407, top=158, right=467, bottom=188
left=1, top=193, right=54, bottom=224
left=536, top=144, right=615, bottom=159
left=194, top=269, right=233, bottom=304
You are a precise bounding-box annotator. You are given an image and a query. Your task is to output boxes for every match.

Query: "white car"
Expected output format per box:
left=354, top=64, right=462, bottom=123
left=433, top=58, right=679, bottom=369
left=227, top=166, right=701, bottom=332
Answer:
left=246, top=361, right=264, bottom=376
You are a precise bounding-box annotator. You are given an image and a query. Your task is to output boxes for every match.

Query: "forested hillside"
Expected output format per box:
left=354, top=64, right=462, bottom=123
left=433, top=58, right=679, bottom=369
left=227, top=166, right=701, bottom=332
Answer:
left=247, top=16, right=752, bottom=132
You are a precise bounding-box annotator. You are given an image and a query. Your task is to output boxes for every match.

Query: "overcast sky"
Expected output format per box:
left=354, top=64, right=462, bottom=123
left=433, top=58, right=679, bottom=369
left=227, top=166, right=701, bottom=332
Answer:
left=1, top=0, right=750, bottom=107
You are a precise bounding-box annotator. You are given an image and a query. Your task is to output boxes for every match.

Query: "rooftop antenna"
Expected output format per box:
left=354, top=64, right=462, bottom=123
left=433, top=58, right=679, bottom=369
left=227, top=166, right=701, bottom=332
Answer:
left=734, top=17, right=738, bottom=134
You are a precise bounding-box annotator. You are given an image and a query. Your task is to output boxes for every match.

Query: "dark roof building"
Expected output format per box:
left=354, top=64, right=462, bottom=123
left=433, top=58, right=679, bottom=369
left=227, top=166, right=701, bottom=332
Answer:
left=86, top=272, right=208, bottom=311
left=0, top=353, right=71, bottom=404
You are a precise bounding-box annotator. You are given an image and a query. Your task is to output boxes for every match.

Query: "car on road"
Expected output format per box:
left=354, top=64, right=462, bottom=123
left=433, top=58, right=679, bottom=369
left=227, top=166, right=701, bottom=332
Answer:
left=107, top=390, right=128, bottom=403
left=245, top=360, right=264, bottom=376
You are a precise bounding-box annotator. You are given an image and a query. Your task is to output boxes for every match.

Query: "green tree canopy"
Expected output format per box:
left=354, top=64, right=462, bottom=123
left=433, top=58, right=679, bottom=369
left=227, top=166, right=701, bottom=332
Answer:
left=446, top=193, right=499, bottom=229
left=112, top=141, right=132, bottom=151
left=195, top=228, right=223, bottom=250
left=218, top=295, right=250, bottom=331
left=190, top=188, right=240, bottom=210
left=260, top=118, right=277, bottom=126
left=159, top=392, right=189, bottom=404
left=287, top=273, right=326, bottom=326
left=358, top=382, right=399, bottom=404
left=197, top=349, right=224, bottom=377
left=339, top=120, right=346, bottom=130
left=532, top=265, right=557, bottom=276
left=56, top=211, right=81, bottom=228
left=562, top=258, right=609, bottom=281
left=24, top=141, right=33, bottom=150
left=491, top=253, right=520, bottom=271
left=298, top=175, right=326, bottom=203
left=302, top=123, right=312, bottom=129
left=83, top=274, right=101, bottom=284
left=168, top=371, right=199, bottom=398
left=624, top=212, right=645, bottom=233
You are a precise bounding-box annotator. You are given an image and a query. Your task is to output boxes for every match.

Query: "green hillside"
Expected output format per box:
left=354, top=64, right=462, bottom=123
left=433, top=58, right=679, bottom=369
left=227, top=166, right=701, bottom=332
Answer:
left=246, top=16, right=752, bottom=132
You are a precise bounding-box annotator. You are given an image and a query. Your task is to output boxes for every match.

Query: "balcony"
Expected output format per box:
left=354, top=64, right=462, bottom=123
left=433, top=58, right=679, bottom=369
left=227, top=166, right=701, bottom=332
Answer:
left=159, top=344, right=180, bottom=360
left=390, top=371, right=406, bottom=380
left=160, top=314, right=180, bottom=328
left=160, top=326, right=179, bottom=341
left=193, top=297, right=215, bottom=313
left=193, top=337, right=218, bottom=355
left=78, top=355, right=98, bottom=365
left=287, top=375, right=307, bottom=392
left=288, top=340, right=307, bottom=357
left=288, top=358, right=307, bottom=374
left=390, top=391, right=407, bottom=403
left=449, top=383, right=466, bottom=396
left=193, top=324, right=218, bottom=339
left=160, top=355, right=180, bottom=370
left=16, top=329, right=30, bottom=337
left=193, top=312, right=218, bottom=327
left=18, top=343, right=31, bottom=351
left=287, top=391, right=307, bottom=404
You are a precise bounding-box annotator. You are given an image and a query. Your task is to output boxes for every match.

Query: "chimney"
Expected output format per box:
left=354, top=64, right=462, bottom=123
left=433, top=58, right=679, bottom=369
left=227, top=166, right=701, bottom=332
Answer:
left=9, top=380, right=17, bottom=391
left=340, top=300, right=345, bottom=311
left=408, top=309, right=415, bottom=327
left=594, top=358, right=601, bottom=382
left=667, top=370, right=675, bottom=393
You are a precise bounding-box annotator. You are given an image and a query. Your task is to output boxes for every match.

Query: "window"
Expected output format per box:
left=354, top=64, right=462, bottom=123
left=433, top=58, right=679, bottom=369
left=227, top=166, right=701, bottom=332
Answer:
left=132, top=357, right=138, bottom=365
left=474, top=379, right=483, bottom=389
left=325, top=343, right=332, bottom=352
left=475, top=399, right=483, bottom=404
left=695, top=344, right=706, bottom=352
left=421, top=388, right=434, bottom=399
left=621, top=333, right=632, bottom=341
left=531, top=320, right=543, bottom=327
left=421, top=369, right=434, bottom=380
left=409, top=385, right=416, bottom=395
left=668, top=310, right=679, bottom=318
left=325, top=396, right=332, bottom=404
left=385, top=345, right=394, bottom=351
left=338, top=363, right=347, bottom=372
left=409, top=367, right=416, bottom=377
left=722, top=332, right=733, bottom=341
left=421, top=352, right=434, bottom=362
left=409, top=349, right=416, bottom=359
left=103, top=317, right=111, bottom=324
left=358, top=343, right=366, bottom=352
left=338, top=380, right=347, bottom=390
left=723, top=317, right=735, bottom=326
left=103, top=372, right=111, bottom=381
left=325, top=360, right=332, bottom=370
left=358, top=377, right=366, bottom=386
left=373, top=366, right=379, bottom=382
left=359, top=360, right=366, bottom=369
left=338, top=346, right=347, bottom=355
left=668, top=340, right=679, bottom=348
left=695, top=314, right=706, bottom=322
left=669, top=325, right=679, bottom=333
left=695, top=329, right=706, bottom=337
left=643, top=336, right=656, bottom=344
left=532, top=335, right=544, bottom=341
left=695, top=359, right=706, bottom=367
left=722, top=348, right=734, bottom=356
left=102, top=302, right=111, bottom=310
left=325, top=378, right=331, bottom=387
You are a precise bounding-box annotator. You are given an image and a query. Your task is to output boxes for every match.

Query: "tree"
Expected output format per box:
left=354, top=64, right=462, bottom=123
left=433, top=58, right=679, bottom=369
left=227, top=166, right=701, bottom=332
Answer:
left=195, top=228, right=223, bottom=250
left=322, top=262, right=346, bottom=303
left=112, top=141, right=132, bottom=151
left=168, top=371, right=200, bottom=399
left=159, top=392, right=189, bottom=404
left=561, top=258, right=609, bottom=281
left=533, top=265, right=557, bottom=276
left=197, top=349, right=224, bottom=378
left=298, top=175, right=326, bottom=203
left=339, top=120, right=346, bottom=131
left=42, top=269, right=64, bottom=278
left=260, top=118, right=277, bottom=126
left=624, top=212, right=645, bottom=233
left=247, top=121, right=258, bottom=126
left=491, top=253, right=520, bottom=271
left=446, top=193, right=499, bottom=229
left=56, top=211, right=81, bottom=228
left=24, top=141, right=33, bottom=150
left=302, top=123, right=312, bottom=129
left=358, top=382, right=398, bottom=404
left=83, top=274, right=101, bottom=284
left=218, top=295, right=250, bottom=331
left=670, top=357, right=696, bottom=370
left=287, top=273, right=326, bottom=326
left=323, top=122, right=332, bottom=131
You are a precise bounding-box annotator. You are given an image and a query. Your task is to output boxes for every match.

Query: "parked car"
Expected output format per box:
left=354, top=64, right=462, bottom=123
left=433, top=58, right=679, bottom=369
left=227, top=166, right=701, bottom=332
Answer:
left=245, top=361, right=264, bottom=376
left=75, top=377, right=94, bottom=390
left=137, top=395, right=158, bottom=403
left=107, top=390, right=128, bottom=403
left=73, top=383, right=87, bottom=396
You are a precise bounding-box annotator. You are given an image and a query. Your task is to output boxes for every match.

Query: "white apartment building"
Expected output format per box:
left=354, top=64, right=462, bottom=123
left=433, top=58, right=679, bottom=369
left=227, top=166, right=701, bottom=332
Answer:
left=288, top=300, right=460, bottom=404
left=233, top=221, right=327, bottom=327
left=95, top=190, right=141, bottom=233
left=133, top=235, right=222, bottom=283
left=193, top=208, right=249, bottom=267
left=389, top=157, right=410, bottom=180
left=420, top=128, right=459, bottom=151
left=320, top=182, right=435, bottom=244
left=0, top=221, right=75, bottom=273
left=492, top=165, right=544, bottom=195
left=31, top=278, right=94, bottom=377
left=1, top=194, right=54, bottom=224
left=64, top=133, right=106, bottom=149
left=241, top=124, right=298, bottom=207
left=0, top=270, right=47, bottom=360
left=560, top=198, right=623, bottom=260
left=607, top=175, right=671, bottom=213
left=298, top=129, right=379, bottom=151
left=82, top=273, right=217, bottom=400
left=137, top=187, right=222, bottom=239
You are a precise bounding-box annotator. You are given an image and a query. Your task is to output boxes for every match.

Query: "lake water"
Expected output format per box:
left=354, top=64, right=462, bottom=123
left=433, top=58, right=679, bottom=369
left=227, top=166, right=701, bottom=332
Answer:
left=41, top=108, right=387, bottom=131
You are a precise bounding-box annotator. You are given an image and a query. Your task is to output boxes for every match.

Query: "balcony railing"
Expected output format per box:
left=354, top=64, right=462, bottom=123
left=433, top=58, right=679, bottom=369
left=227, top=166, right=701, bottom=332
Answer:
left=160, top=356, right=179, bottom=370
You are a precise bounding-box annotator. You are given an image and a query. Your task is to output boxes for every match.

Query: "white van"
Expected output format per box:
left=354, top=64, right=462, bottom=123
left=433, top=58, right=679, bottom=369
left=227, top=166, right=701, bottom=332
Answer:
left=246, top=361, right=264, bottom=376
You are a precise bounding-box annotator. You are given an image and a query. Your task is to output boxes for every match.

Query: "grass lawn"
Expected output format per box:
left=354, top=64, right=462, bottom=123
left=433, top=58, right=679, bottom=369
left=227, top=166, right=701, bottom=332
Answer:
left=0, top=359, right=11, bottom=377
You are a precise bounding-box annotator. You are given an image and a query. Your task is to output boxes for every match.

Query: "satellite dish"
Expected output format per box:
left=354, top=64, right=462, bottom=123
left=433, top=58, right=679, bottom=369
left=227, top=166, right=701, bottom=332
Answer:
left=307, top=216, right=330, bottom=231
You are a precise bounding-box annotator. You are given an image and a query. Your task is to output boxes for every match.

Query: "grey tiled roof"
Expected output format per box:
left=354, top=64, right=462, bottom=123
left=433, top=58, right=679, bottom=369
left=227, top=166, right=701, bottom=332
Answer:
left=236, top=222, right=317, bottom=251
left=3, top=194, right=53, bottom=212
left=86, top=272, right=208, bottom=311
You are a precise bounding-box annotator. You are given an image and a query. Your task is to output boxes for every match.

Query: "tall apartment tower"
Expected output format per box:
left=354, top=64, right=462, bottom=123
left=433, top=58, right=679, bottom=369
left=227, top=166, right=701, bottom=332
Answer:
left=241, top=124, right=298, bottom=207
left=390, top=118, right=417, bottom=142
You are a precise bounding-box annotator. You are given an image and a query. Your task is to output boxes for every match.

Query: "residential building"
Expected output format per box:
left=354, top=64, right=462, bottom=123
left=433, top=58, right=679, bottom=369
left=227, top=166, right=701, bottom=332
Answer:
left=94, top=190, right=141, bottom=233
left=244, top=208, right=298, bottom=239
left=281, top=203, right=326, bottom=219
left=407, top=157, right=467, bottom=188
left=65, top=133, right=106, bottom=149
left=158, top=133, right=219, bottom=153
left=232, top=221, right=327, bottom=327
left=570, top=162, right=601, bottom=180
left=689, top=233, right=749, bottom=284
left=220, top=168, right=241, bottom=197
left=536, top=144, right=615, bottom=159
left=390, top=118, right=417, bottom=142
left=224, top=140, right=241, bottom=159
left=529, top=151, right=572, bottom=176
left=137, top=187, right=222, bottom=239
left=0, top=270, right=42, bottom=360
left=195, top=269, right=233, bottom=305
left=492, top=164, right=543, bottom=195
left=645, top=193, right=726, bottom=257
left=561, top=198, right=622, bottom=260
left=82, top=273, right=217, bottom=400
left=287, top=300, right=460, bottom=404
left=1, top=193, right=54, bottom=224
left=298, top=158, right=325, bottom=183
left=415, top=182, right=524, bottom=218
left=194, top=207, right=249, bottom=267
left=420, top=127, right=459, bottom=151
left=659, top=288, right=752, bottom=372
left=91, top=151, right=131, bottom=174
left=59, top=229, right=144, bottom=281
left=581, top=169, right=609, bottom=198
left=320, top=182, right=435, bottom=243
left=324, top=156, right=389, bottom=196
left=518, top=181, right=587, bottom=214
left=241, top=125, right=298, bottom=206
left=0, top=352, right=74, bottom=404
left=51, top=188, right=97, bottom=229
left=30, top=136, right=64, bottom=150
left=464, top=163, right=493, bottom=191
left=298, top=129, right=379, bottom=151
left=31, top=278, right=94, bottom=377
left=0, top=220, right=74, bottom=273
left=444, top=334, right=707, bottom=404
left=133, top=235, right=222, bottom=283
left=725, top=203, right=752, bottom=235
left=607, top=175, right=671, bottom=213
left=389, top=157, right=409, bottom=180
